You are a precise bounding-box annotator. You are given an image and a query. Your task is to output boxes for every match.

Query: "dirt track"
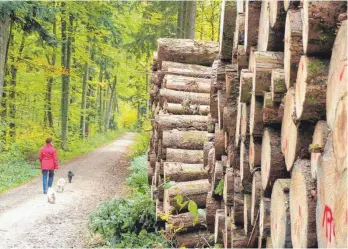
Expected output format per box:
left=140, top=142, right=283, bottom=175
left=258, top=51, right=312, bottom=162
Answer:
left=0, top=132, right=135, bottom=248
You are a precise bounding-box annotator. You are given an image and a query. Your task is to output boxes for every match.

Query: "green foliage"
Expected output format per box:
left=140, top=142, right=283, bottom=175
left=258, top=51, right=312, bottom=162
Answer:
left=127, top=115, right=151, bottom=158
left=214, top=179, right=224, bottom=196
left=126, top=154, right=149, bottom=195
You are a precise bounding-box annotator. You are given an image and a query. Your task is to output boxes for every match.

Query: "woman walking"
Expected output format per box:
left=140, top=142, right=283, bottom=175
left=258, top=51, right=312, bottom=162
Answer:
left=39, top=138, right=59, bottom=194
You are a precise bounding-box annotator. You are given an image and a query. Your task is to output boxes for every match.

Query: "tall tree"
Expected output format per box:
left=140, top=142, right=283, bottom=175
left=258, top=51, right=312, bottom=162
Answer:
left=187, top=0, right=197, bottom=39
left=0, top=16, right=10, bottom=105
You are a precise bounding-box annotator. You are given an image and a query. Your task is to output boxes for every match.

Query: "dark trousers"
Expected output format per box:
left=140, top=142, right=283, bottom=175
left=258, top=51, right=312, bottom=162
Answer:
left=42, top=170, right=54, bottom=194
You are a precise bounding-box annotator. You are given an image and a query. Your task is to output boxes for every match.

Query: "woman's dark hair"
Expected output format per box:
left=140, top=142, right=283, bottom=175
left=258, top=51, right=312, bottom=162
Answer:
left=46, top=138, right=52, bottom=144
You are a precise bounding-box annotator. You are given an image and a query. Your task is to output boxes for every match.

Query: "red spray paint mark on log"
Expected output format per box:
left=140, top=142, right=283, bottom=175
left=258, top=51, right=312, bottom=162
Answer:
left=322, top=205, right=335, bottom=242
left=339, top=64, right=347, bottom=82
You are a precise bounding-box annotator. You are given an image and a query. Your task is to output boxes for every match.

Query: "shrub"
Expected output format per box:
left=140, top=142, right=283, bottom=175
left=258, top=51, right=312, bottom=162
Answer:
left=126, top=154, right=149, bottom=194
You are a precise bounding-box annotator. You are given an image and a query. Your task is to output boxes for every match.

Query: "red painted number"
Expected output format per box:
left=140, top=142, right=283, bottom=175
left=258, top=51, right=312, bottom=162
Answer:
left=322, top=205, right=335, bottom=242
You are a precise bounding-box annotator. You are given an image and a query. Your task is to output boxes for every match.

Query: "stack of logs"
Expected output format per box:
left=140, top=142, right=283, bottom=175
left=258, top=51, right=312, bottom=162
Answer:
left=148, top=0, right=347, bottom=248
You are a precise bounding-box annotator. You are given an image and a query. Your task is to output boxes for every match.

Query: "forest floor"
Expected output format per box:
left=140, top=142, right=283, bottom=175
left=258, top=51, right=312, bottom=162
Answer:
left=0, top=132, right=135, bottom=248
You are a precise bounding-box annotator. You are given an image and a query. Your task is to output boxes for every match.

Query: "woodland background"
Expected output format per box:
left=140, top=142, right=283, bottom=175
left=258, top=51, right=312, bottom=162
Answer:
left=0, top=1, right=221, bottom=192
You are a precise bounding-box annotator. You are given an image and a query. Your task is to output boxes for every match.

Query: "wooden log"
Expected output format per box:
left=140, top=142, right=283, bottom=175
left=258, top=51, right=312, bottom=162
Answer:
left=281, top=88, right=314, bottom=171
left=227, top=143, right=240, bottom=169
left=302, top=1, right=347, bottom=55
left=316, top=134, right=339, bottom=248
left=232, top=12, right=245, bottom=61
left=151, top=72, right=162, bottom=87
left=215, top=124, right=225, bottom=160
left=257, top=0, right=284, bottom=52
left=251, top=171, right=262, bottom=226
left=223, top=104, right=237, bottom=136
left=163, top=74, right=211, bottom=93
left=247, top=210, right=260, bottom=247
left=233, top=170, right=246, bottom=226
left=211, top=161, right=223, bottom=195
left=157, top=174, right=164, bottom=201
left=237, top=45, right=249, bottom=72
left=159, top=89, right=210, bottom=106
left=266, top=236, right=273, bottom=248
left=310, top=121, right=329, bottom=179
left=271, top=68, right=287, bottom=102
left=164, top=162, right=208, bottom=182
left=269, top=0, right=287, bottom=28
left=156, top=199, right=166, bottom=228
left=231, top=226, right=249, bottom=247
left=251, top=51, right=284, bottom=96
left=250, top=94, right=264, bottom=137
left=244, top=194, right=252, bottom=235
left=163, top=179, right=210, bottom=212
left=203, top=142, right=214, bottom=168
left=240, top=140, right=252, bottom=185
left=225, top=64, right=239, bottom=101
left=223, top=216, right=232, bottom=248
left=284, top=9, right=303, bottom=89
left=270, top=179, right=292, bottom=248
left=249, top=136, right=262, bottom=170
left=175, top=231, right=214, bottom=248
left=327, top=20, right=347, bottom=129
left=223, top=168, right=234, bottom=206
left=217, top=90, right=227, bottom=130
left=333, top=94, right=347, bottom=174
left=162, top=130, right=213, bottom=150
left=214, top=209, right=225, bottom=244
left=239, top=69, right=253, bottom=104
left=164, top=148, right=203, bottom=164
left=237, top=0, right=244, bottom=13
left=206, top=191, right=221, bottom=231
left=259, top=197, right=271, bottom=239
left=207, top=113, right=216, bottom=133
left=261, top=128, right=289, bottom=195
left=248, top=46, right=257, bottom=71
left=149, top=152, right=156, bottom=168
left=147, top=162, right=153, bottom=185
left=283, top=0, right=300, bottom=11
left=235, top=100, right=242, bottom=147
left=161, top=61, right=212, bottom=78
left=168, top=211, right=207, bottom=232
left=263, top=92, right=282, bottom=125
left=295, top=56, right=329, bottom=121
left=289, top=159, right=317, bottom=248
left=240, top=102, right=249, bottom=140
left=244, top=1, right=262, bottom=53
left=207, top=147, right=215, bottom=178
left=210, top=60, right=227, bottom=120
left=219, top=0, right=236, bottom=60
left=155, top=114, right=208, bottom=131
left=333, top=169, right=347, bottom=248
left=157, top=38, right=219, bottom=68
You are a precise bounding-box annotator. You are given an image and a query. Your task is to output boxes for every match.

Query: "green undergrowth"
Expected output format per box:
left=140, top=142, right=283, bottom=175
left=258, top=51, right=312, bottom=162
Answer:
left=0, top=130, right=124, bottom=193
left=89, top=123, right=167, bottom=248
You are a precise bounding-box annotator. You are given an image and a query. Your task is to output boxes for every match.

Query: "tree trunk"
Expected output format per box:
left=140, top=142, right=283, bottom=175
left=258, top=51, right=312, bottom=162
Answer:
left=261, top=128, right=289, bottom=195
left=310, top=120, right=329, bottom=179
left=163, top=74, right=211, bottom=93
left=244, top=1, right=262, bottom=53
left=206, top=191, right=221, bottom=231
left=239, top=69, right=253, bottom=104
left=164, top=148, right=203, bottom=164
left=163, top=179, right=210, bottom=212
left=219, top=0, right=236, bottom=60
left=105, top=76, right=117, bottom=133
left=0, top=16, right=10, bottom=105
left=302, top=1, right=347, bottom=55
left=160, top=89, right=210, bottom=105
left=161, top=61, right=212, bottom=78
left=177, top=1, right=184, bottom=38
left=162, top=130, right=213, bottom=150
left=270, top=179, right=292, bottom=248
left=155, top=114, right=208, bottom=131
left=263, top=92, right=282, bottom=125
left=326, top=20, right=347, bottom=130
left=316, top=134, right=339, bottom=248
left=249, top=136, right=262, bottom=170
left=210, top=60, right=227, bottom=120
left=214, top=209, right=225, bottom=244
left=80, top=60, right=89, bottom=138
left=163, top=162, right=207, bottom=182
left=257, top=0, right=284, bottom=52
left=157, top=38, right=219, bottom=68
left=295, top=56, right=328, bottom=121
left=168, top=211, right=206, bottom=232
left=259, top=197, right=271, bottom=239
left=249, top=94, right=264, bottom=137
left=290, top=159, right=317, bottom=248
left=271, top=69, right=286, bottom=102
left=284, top=9, right=303, bottom=89
left=175, top=231, right=213, bottom=248
left=251, top=171, right=262, bottom=226
left=185, top=0, right=196, bottom=39
left=163, top=102, right=210, bottom=115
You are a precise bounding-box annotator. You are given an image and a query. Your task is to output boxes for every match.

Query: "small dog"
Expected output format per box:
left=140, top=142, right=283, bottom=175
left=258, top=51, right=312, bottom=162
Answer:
left=47, top=187, right=56, bottom=204
left=57, top=178, right=66, bottom=193
left=68, top=171, right=74, bottom=183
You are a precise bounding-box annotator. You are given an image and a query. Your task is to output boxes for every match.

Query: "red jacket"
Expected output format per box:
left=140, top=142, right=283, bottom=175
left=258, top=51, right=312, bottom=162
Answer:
left=39, top=144, right=58, bottom=170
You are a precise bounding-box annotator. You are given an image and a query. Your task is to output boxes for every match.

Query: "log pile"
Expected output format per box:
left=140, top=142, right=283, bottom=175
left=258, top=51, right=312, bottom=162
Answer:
left=148, top=1, right=347, bottom=248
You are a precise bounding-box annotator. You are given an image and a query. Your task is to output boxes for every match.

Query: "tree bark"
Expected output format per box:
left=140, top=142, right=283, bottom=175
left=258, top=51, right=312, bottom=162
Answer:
left=251, top=171, right=262, bottom=226
left=164, top=148, right=203, bottom=164
left=168, top=211, right=206, bottom=232
left=243, top=193, right=252, bottom=235
left=219, top=0, right=236, bottom=60
left=175, top=231, right=213, bottom=248
left=259, top=197, right=271, bottom=239
left=214, top=209, right=225, bottom=244
left=271, top=68, right=286, bottom=102
left=0, top=16, right=10, bottom=105
left=270, top=179, right=292, bottom=248
left=163, top=162, right=208, bottom=182
left=162, top=130, right=213, bottom=150
left=161, top=61, right=212, bottom=78
left=157, top=38, right=219, bottom=68
left=211, top=160, right=223, bottom=195
left=231, top=226, right=249, bottom=247
left=249, top=94, right=264, bottom=137
left=214, top=124, right=225, bottom=160
left=155, top=114, right=208, bottom=131
left=240, top=102, right=249, bottom=140
left=240, top=140, right=252, bottom=184
left=244, top=1, right=261, bottom=53
left=105, top=76, right=117, bottom=133
left=163, top=74, right=211, bottom=93
left=163, top=102, right=210, bottom=115
left=160, top=89, right=210, bottom=105
left=263, top=92, right=282, bottom=125
left=203, top=142, right=214, bottom=168
left=249, top=136, right=262, bottom=170
left=217, top=90, right=227, bottom=130
left=206, top=191, right=221, bottom=231
left=290, top=159, right=317, bottom=248
left=295, top=56, right=328, bottom=121
left=223, top=168, right=234, bottom=206
left=239, top=69, right=253, bottom=104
